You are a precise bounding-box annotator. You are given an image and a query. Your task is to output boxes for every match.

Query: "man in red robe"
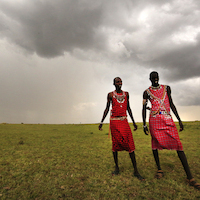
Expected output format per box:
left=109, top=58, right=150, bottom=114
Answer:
left=99, top=77, right=144, bottom=180
left=142, top=71, right=200, bottom=190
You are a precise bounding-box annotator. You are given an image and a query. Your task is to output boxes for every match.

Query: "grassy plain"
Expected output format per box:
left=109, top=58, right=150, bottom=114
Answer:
left=0, top=122, right=200, bottom=199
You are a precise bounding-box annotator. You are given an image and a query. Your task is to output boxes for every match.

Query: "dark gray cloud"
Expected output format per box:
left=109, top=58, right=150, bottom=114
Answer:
left=0, top=0, right=200, bottom=123
left=0, top=0, right=104, bottom=57
left=1, top=1, right=200, bottom=68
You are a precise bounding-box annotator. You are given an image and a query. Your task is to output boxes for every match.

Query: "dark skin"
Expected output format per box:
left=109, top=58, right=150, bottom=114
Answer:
left=99, top=78, right=137, bottom=131
left=142, top=72, right=192, bottom=180
left=99, top=77, right=143, bottom=180
left=142, top=72, right=183, bottom=134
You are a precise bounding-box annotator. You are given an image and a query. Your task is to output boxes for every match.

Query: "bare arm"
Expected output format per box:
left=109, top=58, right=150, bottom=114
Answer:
left=98, top=93, right=112, bottom=130
left=126, top=92, right=137, bottom=131
left=142, top=90, right=149, bottom=135
left=167, top=86, right=183, bottom=131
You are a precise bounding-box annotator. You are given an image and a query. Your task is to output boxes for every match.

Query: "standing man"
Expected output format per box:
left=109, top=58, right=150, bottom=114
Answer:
left=99, top=77, right=144, bottom=180
left=142, top=71, right=200, bottom=190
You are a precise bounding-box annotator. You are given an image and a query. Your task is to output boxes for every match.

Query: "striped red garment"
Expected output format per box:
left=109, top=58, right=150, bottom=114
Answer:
left=110, top=119, right=135, bottom=153
left=147, top=85, right=183, bottom=150
left=149, top=114, right=183, bottom=150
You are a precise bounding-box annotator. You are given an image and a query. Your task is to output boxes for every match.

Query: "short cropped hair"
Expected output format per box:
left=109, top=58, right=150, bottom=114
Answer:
left=113, top=77, right=121, bottom=84
left=149, top=71, right=158, bottom=79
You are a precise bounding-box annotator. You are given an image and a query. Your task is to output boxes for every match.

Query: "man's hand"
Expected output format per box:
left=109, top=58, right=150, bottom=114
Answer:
left=133, top=123, right=137, bottom=131
left=179, top=121, right=184, bottom=132
left=143, top=126, right=149, bottom=135
left=98, top=123, right=103, bottom=131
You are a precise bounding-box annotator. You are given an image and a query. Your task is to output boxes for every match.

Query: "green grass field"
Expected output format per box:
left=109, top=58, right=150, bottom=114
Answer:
left=0, top=122, right=200, bottom=199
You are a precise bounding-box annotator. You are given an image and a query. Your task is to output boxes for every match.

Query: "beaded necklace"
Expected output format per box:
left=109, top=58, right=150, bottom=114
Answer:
left=113, top=90, right=125, bottom=103
left=151, top=84, right=160, bottom=90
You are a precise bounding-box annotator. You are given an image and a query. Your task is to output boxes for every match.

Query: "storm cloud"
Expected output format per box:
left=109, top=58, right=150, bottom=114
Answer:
left=0, top=0, right=199, bottom=123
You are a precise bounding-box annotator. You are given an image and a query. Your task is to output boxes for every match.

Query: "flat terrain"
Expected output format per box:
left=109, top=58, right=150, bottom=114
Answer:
left=0, top=122, right=200, bottom=199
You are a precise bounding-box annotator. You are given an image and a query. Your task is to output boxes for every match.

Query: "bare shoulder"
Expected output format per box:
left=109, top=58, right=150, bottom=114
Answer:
left=124, top=91, right=129, bottom=100
left=108, top=92, right=113, bottom=100
left=166, top=85, right=171, bottom=89
left=143, top=90, right=149, bottom=99
left=166, top=85, right=171, bottom=94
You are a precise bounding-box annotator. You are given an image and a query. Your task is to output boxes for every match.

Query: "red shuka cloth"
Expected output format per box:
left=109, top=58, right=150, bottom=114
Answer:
left=147, top=85, right=183, bottom=150
left=110, top=90, right=135, bottom=153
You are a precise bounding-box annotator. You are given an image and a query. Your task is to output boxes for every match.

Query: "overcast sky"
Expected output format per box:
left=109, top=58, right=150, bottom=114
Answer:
left=0, top=0, right=199, bottom=124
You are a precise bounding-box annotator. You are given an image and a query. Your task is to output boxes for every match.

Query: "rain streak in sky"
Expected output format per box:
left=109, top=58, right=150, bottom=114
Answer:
left=0, top=0, right=200, bottom=124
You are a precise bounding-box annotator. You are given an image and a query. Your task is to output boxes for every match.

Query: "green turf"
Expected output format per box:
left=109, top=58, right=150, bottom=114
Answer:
left=0, top=122, right=200, bottom=199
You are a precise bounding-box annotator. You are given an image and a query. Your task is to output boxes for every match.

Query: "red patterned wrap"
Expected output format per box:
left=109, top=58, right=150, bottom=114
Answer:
left=110, top=91, right=135, bottom=153
left=147, top=85, right=183, bottom=151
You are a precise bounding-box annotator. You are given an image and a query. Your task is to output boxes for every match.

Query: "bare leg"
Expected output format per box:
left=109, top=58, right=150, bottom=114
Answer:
left=129, top=151, right=139, bottom=174
left=153, top=149, right=164, bottom=178
left=153, top=149, right=161, bottom=170
left=177, top=150, right=192, bottom=179
left=177, top=151, right=200, bottom=190
left=129, top=151, right=145, bottom=180
left=112, top=151, right=119, bottom=174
